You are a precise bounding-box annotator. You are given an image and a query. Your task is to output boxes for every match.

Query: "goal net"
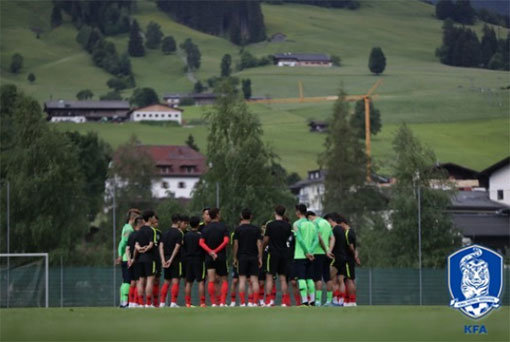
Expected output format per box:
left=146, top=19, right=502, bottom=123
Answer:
left=0, top=253, right=48, bottom=308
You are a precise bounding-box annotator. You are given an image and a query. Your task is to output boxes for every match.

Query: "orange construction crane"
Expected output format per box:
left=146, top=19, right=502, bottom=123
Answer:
left=248, top=80, right=383, bottom=181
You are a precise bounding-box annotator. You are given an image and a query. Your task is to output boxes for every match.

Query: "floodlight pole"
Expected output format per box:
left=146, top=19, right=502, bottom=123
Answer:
left=6, top=181, right=10, bottom=308
left=216, top=182, right=219, bottom=208
left=112, top=181, right=117, bottom=307
left=415, top=171, right=423, bottom=306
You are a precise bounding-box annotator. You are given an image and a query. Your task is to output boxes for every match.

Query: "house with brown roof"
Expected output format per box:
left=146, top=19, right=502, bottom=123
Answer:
left=137, top=145, right=206, bottom=199
left=130, top=104, right=183, bottom=124
left=273, top=53, right=332, bottom=67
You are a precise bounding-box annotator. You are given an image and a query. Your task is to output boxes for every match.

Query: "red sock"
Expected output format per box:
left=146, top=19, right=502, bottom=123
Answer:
left=258, top=287, right=264, bottom=303
left=271, top=284, right=276, bottom=302
left=200, top=296, right=206, bottom=305
left=153, top=284, right=160, bottom=306
left=285, top=294, right=291, bottom=306
left=350, top=294, right=356, bottom=303
left=160, top=283, right=169, bottom=304
left=294, top=292, right=301, bottom=305
left=137, top=292, right=144, bottom=306
left=129, top=286, right=136, bottom=303
left=185, top=295, right=191, bottom=306
left=334, top=290, right=340, bottom=299
left=265, top=292, right=271, bottom=305
left=147, top=295, right=152, bottom=306
left=342, top=291, right=348, bottom=303
left=231, top=291, right=236, bottom=303
left=208, top=282, right=216, bottom=305
left=220, top=281, right=228, bottom=305
left=171, top=283, right=179, bottom=303
left=240, top=292, right=246, bottom=305
left=248, top=293, right=254, bottom=304
left=253, top=291, right=259, bottom=306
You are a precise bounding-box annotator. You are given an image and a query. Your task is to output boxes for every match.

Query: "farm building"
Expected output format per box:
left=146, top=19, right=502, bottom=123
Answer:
left=273, top=53, right=332, bottom=67
left=44, top=100, right=130, bottom=122
left=163, top=93, right=218, bottom=106
left=129, top=104, right=183, bottom=124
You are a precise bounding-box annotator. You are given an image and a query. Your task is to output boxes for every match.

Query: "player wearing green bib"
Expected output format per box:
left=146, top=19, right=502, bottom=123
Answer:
left=307, top=211, right=334, bottom=306
left=293, top=204, right=318, bottom=306
left=117, top=209, right=139, bottom=308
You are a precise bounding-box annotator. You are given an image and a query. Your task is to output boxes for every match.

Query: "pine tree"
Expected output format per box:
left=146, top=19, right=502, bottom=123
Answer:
left=388, top=124, right=460, bottom=267
left=10, top=53, right=23, bottom=73
left=454, top=0, right=475, bottom=25
left=191, top=81, right=294, bottom=227
left=161, top=36, right=176, bottom=54
left=480, top=25, right=498, bottom=67
left=76, top=89, right=94, bottom=100
left=185, top=134, right=200, bottom=152
left=128, top=19, right=145, bottom=57
left=145, top=21, right=163, bottom=49
left=318, top=88, right=368, bottom=221
left=130, top=87, right=159, bottom=107
left=221, top=54, right=232, bottom=77
left=368, top=47, right=386, bottom=75
left=435, top=0, right=455, bottom=20
left=242, top=79, right=251, bottom=99
left=51, top=5, right=63, bottom=28
left=27, top=73, right=36, bottom=83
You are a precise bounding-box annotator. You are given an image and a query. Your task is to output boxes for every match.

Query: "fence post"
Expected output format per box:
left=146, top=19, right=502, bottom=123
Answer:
left=112, top=183, right=116, bottom=307
left=369, top=268, right=372, bottom=305
left=60, top=255, right=63, bottom=308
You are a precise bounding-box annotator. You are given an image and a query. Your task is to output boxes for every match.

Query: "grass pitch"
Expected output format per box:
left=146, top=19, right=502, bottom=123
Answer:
left=1, top=306, right=509, bottom=341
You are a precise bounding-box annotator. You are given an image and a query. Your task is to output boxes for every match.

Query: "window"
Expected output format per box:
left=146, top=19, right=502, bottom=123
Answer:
left=155, top=114, right=159, bottom=118
left=161, top=182, right=169, bottom=189
left=149, top=114, right=152, bottom=117
left=136, top=113, right=140, bottom=118
left=497, top=190, right=504, bottom=200
left=142, top=114, right=146, bottom=118
left=174, top=114, right=178, bottom=118
left=178, top=182, right=186, bottom=189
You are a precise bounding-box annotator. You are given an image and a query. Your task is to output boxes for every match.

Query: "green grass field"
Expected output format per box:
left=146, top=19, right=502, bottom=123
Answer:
left=1, top=306, right=509, bottom=341
left=1, top=0, right=509, bottom=176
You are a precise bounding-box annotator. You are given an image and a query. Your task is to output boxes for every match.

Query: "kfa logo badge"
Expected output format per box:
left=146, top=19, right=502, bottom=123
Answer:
left=448, top=245, right=503, bottom=319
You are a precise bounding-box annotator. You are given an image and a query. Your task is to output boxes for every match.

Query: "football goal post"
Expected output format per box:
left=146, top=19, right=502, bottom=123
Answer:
left=0, top=253, right=49, bottom=308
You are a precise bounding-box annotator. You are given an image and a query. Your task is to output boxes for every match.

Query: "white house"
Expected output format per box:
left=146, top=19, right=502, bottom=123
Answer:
left=130, top=104, right=183, bottom=124
left=290, top=170, right=325, bottom=215
left=479, top=157, right=510, bottom=207
left=273, top=53, right=332, bottom=67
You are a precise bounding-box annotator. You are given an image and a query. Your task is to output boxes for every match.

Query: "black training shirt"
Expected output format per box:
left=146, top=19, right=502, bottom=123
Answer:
left=152, top=228, right=162, bottom=261
left=201, top=221, right=229, bottom=259
left=134, top=225, right=154, bottom=262
left=161, top=228, right=184, bottom=260
left=182, top=230, right=204, bottom=259
left=127, top=230, right=138, bottom=260
left=233, top=223, right=262, bottom=258
left=332, top=225, right=347, bottom=259
left=345, top=229, right=357, bottom=260
left=264, top=220, right=292, bottom=256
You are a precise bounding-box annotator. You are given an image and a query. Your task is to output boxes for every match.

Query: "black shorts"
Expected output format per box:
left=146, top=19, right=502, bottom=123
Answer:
left=128, top=262, right=138, bottom=281
left=287, top=259, right=299, bottom=280
left=205, top=256, right=228, bottom=276
left=164, top=260, right=183, bottom=280
left=294, top=258, right=314, bottom=280
left=267, top=253, right=288, bottom=276
left=121, top=261, right=132, bottom=283
left=332, top=256, right=355, bottom=279
left=313, top=254, right=331, bottom=282
left=135, top=260, right=156, bottom=278
left=185, top=258, right=205, bottom=282
left=155, top=259, right=162, bottom=278
left=238, top=256, right=259, bottom=277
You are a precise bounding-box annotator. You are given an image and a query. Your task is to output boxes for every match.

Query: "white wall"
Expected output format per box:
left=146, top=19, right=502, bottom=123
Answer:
left=488, top=164, right=510, bottom=206
left=50, top=116, right=86, bottom=123
left=152, top=176, right=199, bottom=199
left=278, top=61, right=296, bottom=67
left=131, top=110, right=182, bottom=124
left=298, top=182, right=324, bottom=214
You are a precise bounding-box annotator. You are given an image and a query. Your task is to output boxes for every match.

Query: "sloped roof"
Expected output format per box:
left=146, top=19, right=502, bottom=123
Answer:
left=273, top=53, right=331, bottom=62
left=449, top=191, right=507, bottom=210
left=136, top=145, right=206, bottom=176
left=132, top=104, right=183, bottom=112
left=44, top=100, right=129, bottom=109
left=453, top=213, right=509, bottom=237
left=479, top=156, right=510, bottom=177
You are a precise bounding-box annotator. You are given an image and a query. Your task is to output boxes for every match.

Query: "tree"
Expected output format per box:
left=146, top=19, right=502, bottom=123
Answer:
left=100, top=91, right=122, bottom=100
left=331, top=55, right=341, bottom=66
left=186, top=134, right=200, bottom=152
left=480, top=25, right=498, bottom=67
left=130, top=87, right=159, bottom=107
left=193, top=81, right=205, bottom=93
left=51, top=5, right=63, bottom=28
left=65, top=131, right=112, bottom=219
left=435, top=0, right=455, bottom=20
left=318, top=88, right=371, bottom=223
left=191, top=81, right=294, bottom=227
left=368, top=47, right=386, bottom=75
left=0, top=85, right=89, bottom=260
left=128, top=19, right=145, bottom=57
left=350, top=99, right=382, bottom=138
left=76, top=89, right=94, bottom=100
left=388, top=124, right=461, bottom=268
left=180, top=39, right=201, bottom=71
left=221, top=54, right=232, bottom=77
left=107, top=77, right=129, bottom=91
left=242, top=79, right=252, bottom=99
left=454, top=0, right=475, bottom=25
left=27, top=73, right=36, bottom=83
left=145, top=21, right=163, bottom=49
left=161, top=36, right=176, bottom=54
left=10, top=53, right=23, bottom=73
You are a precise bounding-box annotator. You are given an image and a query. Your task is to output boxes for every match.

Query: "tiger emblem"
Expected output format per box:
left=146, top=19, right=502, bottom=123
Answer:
left=460, top=248, right=490, bottom=300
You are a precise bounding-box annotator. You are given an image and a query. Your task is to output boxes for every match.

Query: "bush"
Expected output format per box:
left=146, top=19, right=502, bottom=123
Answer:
left=27, top=73, right=36, bottom=83
left=331, top=55, right=341, bottom=66
left=161, top=36, right=176, bottom=54
left=10, top=53, right=23, bottom=73
left=179, top=97, right=195, bottom=106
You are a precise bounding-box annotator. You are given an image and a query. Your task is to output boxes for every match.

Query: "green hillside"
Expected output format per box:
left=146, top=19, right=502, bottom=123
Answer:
left=1, top=0, right=508, bottom=176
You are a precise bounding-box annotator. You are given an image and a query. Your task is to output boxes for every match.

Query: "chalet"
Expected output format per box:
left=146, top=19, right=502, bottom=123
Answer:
left=163, top=93, right=218, bottom=106
left=129, top=104, right=183, bottom=124
left=290, top=170, right=325, bottom=214
left=478, top=156, right=510, bottom=207
left=432, top=162, right=480, bottom=190
left=308, top=120, right=329, bottom=133
left=273, top=53, right=332, bottom=67
left=44, top=100, right=130, bottom=122
left=448, top=190, right=509, bottom=255
left=137, top=145, right=206, bottom=199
